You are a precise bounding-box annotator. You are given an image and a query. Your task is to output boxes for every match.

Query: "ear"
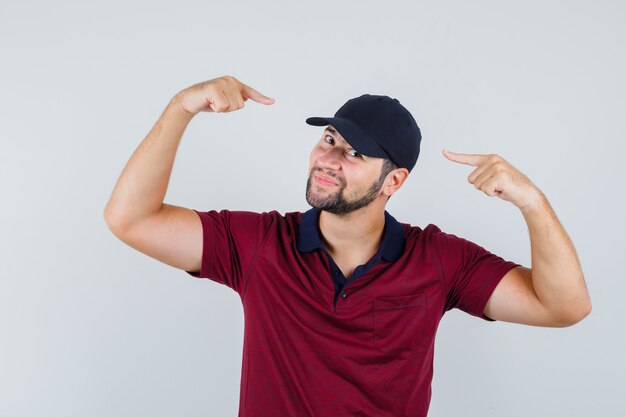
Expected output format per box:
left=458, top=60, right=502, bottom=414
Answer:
left=382, top=168, right=409, bottom=197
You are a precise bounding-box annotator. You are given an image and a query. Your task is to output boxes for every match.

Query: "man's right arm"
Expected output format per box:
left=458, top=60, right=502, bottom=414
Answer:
left=103, top=76, right=274, bottom=274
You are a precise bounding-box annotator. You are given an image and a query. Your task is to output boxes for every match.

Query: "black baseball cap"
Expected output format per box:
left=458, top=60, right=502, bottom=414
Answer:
left=306, top=94, right=422, bottom=172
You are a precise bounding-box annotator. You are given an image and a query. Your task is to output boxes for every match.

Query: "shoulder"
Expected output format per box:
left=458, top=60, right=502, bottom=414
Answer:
left=399, top=221, right=446, bottom=243
left=399, top=221, right=476, bottom=255
left=222, top=209, right=305, bottom=233
left=200, top=209, right=300, bottom=221
left=194, top=209, right=301, bottom=234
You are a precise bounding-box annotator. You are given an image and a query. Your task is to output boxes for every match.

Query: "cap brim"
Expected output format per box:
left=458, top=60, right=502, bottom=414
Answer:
left=305, top=116, right=390, bottom=159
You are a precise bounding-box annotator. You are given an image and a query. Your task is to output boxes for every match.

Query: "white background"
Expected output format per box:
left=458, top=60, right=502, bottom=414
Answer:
left=1, top=0, right=624, bottom=416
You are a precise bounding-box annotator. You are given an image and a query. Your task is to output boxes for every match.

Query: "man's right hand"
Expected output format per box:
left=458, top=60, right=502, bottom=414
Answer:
left=175, top=75, right=275, bottom=116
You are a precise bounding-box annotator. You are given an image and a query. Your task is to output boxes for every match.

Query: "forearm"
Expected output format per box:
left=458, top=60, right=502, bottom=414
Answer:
left=521, top=190, right=592, bottom=322
left=104, top=95, right=194, bottom=228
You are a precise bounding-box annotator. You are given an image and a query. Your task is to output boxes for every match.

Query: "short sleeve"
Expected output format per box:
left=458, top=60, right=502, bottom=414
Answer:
left=185, top=209, right=272, bottom=295
left=426, top=224, right=521, bottom=321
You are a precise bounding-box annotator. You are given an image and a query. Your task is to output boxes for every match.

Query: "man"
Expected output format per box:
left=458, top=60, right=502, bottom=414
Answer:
left=104, top=75, right=592, bottom=417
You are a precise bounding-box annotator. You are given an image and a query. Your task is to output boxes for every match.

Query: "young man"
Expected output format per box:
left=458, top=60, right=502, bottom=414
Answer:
left=104, top=75, right=591, bottom=417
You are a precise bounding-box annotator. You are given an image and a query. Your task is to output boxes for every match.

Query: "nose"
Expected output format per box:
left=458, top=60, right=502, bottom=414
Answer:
left=316, top=147, right=342, bottom=171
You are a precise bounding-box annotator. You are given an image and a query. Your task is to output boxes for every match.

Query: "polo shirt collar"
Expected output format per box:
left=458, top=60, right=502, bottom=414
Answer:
left=296, top=207, right=404, bottom=262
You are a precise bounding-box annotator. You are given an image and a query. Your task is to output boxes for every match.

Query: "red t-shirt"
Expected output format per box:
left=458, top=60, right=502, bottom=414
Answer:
left=186, top=208, right=520, bottom=417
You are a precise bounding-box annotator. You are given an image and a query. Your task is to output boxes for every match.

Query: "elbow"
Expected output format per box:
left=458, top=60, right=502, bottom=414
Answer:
left=576, top=300, right=593, bottom=324
left=103, top=209, right=130, bottom=237
left=558, top=299, right=592, bottom=327
left=103, top=209, right=119, bottom=232
left=103, top=205, right=118, bottom=227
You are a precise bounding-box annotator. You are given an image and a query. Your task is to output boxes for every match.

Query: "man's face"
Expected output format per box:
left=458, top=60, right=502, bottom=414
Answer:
left=306, top=125, right=387, bottom=215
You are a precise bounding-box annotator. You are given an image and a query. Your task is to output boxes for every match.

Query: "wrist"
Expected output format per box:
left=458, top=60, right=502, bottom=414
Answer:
left=519, top=188, right=549, bottom=216
left=169, top=93, right=197, bottom=120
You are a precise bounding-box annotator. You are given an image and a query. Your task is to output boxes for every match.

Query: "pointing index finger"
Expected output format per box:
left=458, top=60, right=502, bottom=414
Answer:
left=240, top=83, right=275, bottom=105
left=442, top=149, right=488, bottom=167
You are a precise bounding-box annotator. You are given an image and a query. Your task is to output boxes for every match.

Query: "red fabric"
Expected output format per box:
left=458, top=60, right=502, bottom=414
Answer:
left=186, top=210, right=520, bottom=417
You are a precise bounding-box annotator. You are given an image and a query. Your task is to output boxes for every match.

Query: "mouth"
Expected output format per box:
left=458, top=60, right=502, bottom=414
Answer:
left=313, top=173, right=339, bottom=187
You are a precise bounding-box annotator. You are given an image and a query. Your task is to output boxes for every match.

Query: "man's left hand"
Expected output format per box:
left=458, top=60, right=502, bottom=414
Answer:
left=442, top=150, right=542, bottom=211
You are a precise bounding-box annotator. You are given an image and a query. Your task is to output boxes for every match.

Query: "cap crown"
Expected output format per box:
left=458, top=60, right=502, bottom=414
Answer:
left=336, top=94, right=421, bottom=171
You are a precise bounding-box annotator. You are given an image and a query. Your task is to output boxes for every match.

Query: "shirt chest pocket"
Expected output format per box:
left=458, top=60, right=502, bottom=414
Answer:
left=373, top=293, right=427, bottom=353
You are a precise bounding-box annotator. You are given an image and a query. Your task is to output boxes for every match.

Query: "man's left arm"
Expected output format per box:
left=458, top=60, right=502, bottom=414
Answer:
left=443, top=150, right=592, bottom=327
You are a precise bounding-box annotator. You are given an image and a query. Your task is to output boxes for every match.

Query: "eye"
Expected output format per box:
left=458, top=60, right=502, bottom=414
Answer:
left=347, top=149, right=362, bottom=158
left=324, top=135, right=335, bottom=145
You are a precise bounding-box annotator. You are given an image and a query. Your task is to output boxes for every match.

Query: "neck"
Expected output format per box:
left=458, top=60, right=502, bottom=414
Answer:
left=318, top=202, right=386, bottom=259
